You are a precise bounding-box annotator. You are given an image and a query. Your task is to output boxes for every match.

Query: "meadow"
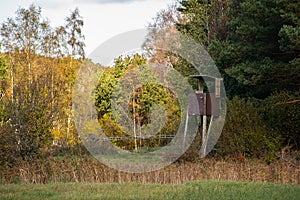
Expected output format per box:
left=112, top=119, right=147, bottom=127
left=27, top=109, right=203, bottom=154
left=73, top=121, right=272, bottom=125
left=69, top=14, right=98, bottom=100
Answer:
left=1, top=181, right=300, bottom=200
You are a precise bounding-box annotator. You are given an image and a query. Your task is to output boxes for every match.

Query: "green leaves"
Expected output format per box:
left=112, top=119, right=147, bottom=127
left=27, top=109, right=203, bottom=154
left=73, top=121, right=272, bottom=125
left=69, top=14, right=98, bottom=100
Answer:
left=0, top=4, right=87, bottom=162
left=217, top=96, right=281, bottom=158
left=174, top=0, right=300, bottom=155
left=177, top=0, right=212, bottom=47
left=225, top=58, right=273, bottom=86
left=94, top=55, right=181, bottom=151
left=0, top=53, right=8, bottom=84
left=209, top=0, right=299, bottom=98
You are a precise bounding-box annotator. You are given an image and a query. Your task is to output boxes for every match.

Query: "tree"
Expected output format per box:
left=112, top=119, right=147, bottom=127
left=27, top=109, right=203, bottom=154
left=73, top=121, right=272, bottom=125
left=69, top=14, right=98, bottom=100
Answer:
left=177, top=0, right=229, bottom=48
left=210, top=0, right=299, bottom=98
left=277, top=0, right=300, bottom=89
left=65, top=8, right=85, bottom=59
left=0, top=4, right=86, bottom=160
left=95, top=55, right=181, bottom=151
left=6, top=74, right=54, bottom=159
left=62, top=8, right=85, bottom=143
left=0, top=52, right=8, bottom=99
left=143, top=3, right=183, bottom=64
left=0, top=5, right=55, bottom=159
left=144, top=1, right=229, bottom=89
left=144, top=0, right=300, bottom=156
left=1, top=4, right=50, bottom=100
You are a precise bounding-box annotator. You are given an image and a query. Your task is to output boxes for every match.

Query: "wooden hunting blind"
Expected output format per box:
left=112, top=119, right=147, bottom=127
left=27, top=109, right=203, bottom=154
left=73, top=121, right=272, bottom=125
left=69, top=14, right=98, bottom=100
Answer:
left=183, top=75, right=223, bottom=157
left=188, top=75, right=221, bottom=116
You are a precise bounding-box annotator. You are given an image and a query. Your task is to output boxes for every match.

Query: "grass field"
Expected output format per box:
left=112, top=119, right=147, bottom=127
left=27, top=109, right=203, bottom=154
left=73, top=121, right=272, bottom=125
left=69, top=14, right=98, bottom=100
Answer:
left=0, top=181, right=299, bottom=200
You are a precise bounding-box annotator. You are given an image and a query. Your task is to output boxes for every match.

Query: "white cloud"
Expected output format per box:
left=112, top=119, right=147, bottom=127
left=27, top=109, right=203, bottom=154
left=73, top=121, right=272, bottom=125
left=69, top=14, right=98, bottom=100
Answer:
left=37, top=0, right=75, bottom=9
left=74, top=0, right=147, bottom=4
left=37, top=0, right=147, bottom=9
left=0, top=0, right=174, bottom=55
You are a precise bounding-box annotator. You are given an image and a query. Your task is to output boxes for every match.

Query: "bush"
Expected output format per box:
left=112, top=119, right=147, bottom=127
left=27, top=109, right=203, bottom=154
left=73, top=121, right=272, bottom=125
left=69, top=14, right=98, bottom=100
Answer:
left=0, top=124, right=18, bottom=167
left=216, top=96, right=281, bottom=159
left=261, top=90, right=300, bottom=150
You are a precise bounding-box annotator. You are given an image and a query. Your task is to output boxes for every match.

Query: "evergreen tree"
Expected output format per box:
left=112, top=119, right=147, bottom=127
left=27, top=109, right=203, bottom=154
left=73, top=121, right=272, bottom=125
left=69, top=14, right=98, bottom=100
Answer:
left=211, top=0, right=299, bottom=97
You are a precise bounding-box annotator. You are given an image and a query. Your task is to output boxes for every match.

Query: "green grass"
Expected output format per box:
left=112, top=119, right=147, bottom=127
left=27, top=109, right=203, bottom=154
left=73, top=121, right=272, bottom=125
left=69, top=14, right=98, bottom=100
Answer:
left=0, top=181, right=299, bottom=200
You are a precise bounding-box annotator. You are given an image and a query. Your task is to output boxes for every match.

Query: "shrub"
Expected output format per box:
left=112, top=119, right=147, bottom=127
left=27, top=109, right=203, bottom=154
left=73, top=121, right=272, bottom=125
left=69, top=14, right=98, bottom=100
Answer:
left=216, top=96, right=281, bottom=159
left=261, top=90, right=300, bottom=150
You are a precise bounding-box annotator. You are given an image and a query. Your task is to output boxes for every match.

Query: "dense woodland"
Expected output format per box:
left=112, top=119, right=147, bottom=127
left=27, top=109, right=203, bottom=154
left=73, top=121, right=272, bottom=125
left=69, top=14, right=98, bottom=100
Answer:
left=0, top=0, right=299, bottom=174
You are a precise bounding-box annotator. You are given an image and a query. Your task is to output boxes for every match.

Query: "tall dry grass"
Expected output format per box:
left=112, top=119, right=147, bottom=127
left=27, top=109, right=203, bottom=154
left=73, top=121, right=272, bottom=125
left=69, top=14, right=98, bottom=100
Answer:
left=0, top=156, right=299, bottom=185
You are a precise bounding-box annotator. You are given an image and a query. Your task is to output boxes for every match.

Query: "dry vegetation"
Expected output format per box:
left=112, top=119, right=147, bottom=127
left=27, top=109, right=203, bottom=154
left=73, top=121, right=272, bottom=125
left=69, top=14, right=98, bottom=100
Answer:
left=1, top=156, right=299, bottom=185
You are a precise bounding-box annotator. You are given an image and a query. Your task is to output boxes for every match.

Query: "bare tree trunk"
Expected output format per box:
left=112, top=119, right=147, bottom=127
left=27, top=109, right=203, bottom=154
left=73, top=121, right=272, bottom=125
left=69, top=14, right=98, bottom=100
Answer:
left=67, top=57, right=73, bottom=144
left=139, top=118, right=142, bottom=147
left=10, top=62, right=14, bottom=102
left=132, top=94, right=138, bottom=152
left=9, top=53, right=14, bottom=102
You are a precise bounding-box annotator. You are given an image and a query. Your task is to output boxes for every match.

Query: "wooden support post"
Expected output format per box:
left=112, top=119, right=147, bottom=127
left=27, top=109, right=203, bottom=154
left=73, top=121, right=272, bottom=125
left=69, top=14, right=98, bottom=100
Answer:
left=202, top=93, right=207, bottom=157
left=183, top=105, right=189, bottom=149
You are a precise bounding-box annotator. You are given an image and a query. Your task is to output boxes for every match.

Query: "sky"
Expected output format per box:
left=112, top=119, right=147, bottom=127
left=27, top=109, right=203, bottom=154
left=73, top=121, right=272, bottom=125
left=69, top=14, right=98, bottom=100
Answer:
left=0, top=0, right=174, bottom=56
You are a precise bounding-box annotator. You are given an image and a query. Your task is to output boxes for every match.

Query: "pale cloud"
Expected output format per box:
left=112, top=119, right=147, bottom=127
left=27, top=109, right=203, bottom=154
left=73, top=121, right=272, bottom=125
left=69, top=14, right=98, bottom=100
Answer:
left=37, top=0, right=166, bottom=9
left=0, top=0, right=174, bottom=55
left=74, top=0, right=147, bottom=4
left=36, top=0, right=75, bottom=9
left=37, top=0, right=148, bottom=9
